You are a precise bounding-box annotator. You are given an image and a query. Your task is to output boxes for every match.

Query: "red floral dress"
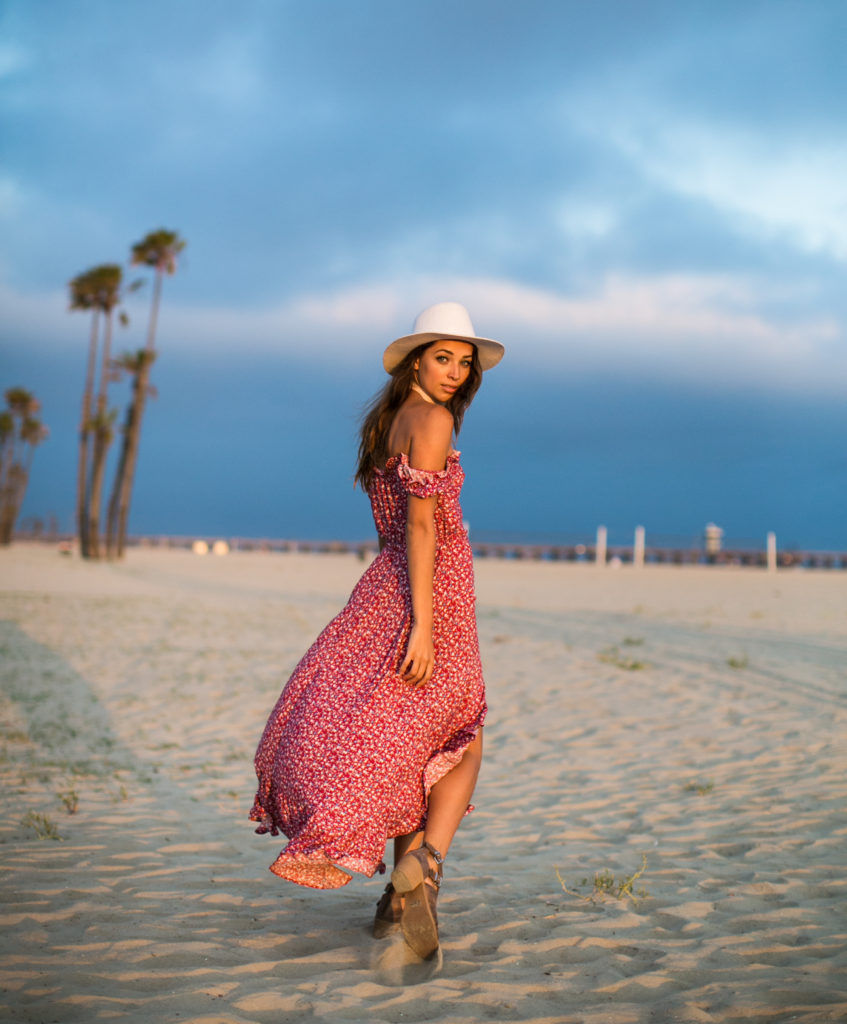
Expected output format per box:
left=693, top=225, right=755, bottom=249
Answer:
left=250, top=451, right=486, bottom=889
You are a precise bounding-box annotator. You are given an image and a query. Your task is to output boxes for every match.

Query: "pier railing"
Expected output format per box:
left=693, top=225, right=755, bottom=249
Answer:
left=17, top=531, right=847, bottom=569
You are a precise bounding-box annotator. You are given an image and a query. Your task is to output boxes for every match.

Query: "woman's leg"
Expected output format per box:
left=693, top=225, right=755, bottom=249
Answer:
left=393, top=728, right=484, bottom=866
left=423, top=729, right=483, bottom=858
left=390, top=728, right=484, bottom=879
left=393, top=830, right=423, bottom=865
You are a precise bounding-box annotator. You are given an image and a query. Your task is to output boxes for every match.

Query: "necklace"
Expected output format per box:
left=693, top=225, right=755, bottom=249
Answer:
left=410, top=382, right=436, bottom=405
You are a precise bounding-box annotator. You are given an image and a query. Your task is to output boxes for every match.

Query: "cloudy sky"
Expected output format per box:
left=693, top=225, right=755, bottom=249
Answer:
left=2, top=0, right=845, bottom=550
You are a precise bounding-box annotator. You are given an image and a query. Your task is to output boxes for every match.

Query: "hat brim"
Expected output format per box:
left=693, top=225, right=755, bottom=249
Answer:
left=383, top=332, right=505, bottom=373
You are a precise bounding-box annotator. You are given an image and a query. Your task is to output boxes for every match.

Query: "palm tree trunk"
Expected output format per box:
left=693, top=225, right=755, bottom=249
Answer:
left=87, top=429, right=108, bottom=558
left=86, top=310, right=114, bottom=559
left=10, top=466, right=28, bottom=542
left=0, top=465, right=26, bottom=545
left=0, top=440, right=12, bottom=545
left=145, top=268, right=163, bottom=352
left=105, top=403, right=129, bottom=558
left=77, top=310, right=99, bottom=558
left=113, top=362, right=150, bottom=558
left=106, top=364, right=144, bottom=559
left=0, top=499, right=14, bottom=545
left=107, top=385, right=133, bottom=561
left=110, top=267, right=163, bottom=559
left=0, top=435, right=10, bottom=495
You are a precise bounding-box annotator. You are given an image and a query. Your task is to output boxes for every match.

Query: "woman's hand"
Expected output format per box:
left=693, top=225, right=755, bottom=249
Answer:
left=400, top=621, right=434, bottom=686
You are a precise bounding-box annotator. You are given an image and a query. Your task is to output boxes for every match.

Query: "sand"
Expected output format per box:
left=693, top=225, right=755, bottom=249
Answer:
left=1, top=543, right=846, bottom=1024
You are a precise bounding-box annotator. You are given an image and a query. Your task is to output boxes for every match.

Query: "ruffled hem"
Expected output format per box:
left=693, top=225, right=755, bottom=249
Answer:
left=249, top=802, right=388, bottom=889
left=385, top=451, right=461, bottom=499
left=267, top=849, right=383, bottom=890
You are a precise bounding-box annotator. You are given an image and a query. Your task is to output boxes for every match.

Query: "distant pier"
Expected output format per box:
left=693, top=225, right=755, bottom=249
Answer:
left=132, top=534, right=847, bottom=569
left=17, top=531, right=847, bottom=569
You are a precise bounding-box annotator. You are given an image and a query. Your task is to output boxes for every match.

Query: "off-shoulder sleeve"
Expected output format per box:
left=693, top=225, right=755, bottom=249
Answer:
left=396, top=460, right=452, bottom=499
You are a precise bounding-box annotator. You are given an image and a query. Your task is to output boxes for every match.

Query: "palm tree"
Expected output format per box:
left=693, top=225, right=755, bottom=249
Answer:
left=83, top=264, right=124, bottom=559
left=69, top=268, right=103, bottom=556
left=0, top=388, right=48, bottom=545
left=106, top=228, right=185, bottom=559
left=0, top=410, right=14, bottom=532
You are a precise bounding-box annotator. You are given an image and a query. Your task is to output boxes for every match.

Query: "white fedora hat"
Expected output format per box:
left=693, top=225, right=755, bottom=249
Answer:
left=383, top=301, right=505, bottom=373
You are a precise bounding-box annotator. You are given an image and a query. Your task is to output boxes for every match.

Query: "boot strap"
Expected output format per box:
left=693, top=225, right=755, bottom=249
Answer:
left=422, top=840, right=444, bottom=887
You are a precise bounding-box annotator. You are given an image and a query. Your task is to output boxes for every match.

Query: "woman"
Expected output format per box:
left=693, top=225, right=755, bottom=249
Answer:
left=250, top=301, right=504, bottom=959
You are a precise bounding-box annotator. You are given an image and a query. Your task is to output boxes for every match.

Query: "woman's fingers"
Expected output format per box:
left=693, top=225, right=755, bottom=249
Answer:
left=398, top=656, right=415, bottom=681
left=416, top=661, right=433, bottom=686
left=400, top=624, right=435, bottom=686
left=400, top=652, right=433, bottom=686
left=403, top=660, right=427, bottom=685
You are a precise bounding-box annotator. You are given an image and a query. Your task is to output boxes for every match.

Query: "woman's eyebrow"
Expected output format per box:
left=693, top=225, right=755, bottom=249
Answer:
left=433, top=345, right=470, bottom=356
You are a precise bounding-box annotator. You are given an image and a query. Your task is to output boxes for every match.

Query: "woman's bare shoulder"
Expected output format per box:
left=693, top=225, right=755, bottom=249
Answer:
left=409, top=401, right=453, bottom=428
left=406, top=402, right=453, bottom=440
left=407, top=404, right=453, bottom=469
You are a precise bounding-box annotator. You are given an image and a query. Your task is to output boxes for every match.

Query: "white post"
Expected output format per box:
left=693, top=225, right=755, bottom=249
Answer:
left=766, top=531, right=777, bottom=572
left=596, top=525, right=607, bottom=567
left=704, top=522, right=723, bottom=559
left=634, top=525, right=645, bottom=568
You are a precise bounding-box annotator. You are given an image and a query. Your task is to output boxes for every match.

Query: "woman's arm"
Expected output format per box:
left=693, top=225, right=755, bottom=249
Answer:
left=398, top=405, right=454, bottom=686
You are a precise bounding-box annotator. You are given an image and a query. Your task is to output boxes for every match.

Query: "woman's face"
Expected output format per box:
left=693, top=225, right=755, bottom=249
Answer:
left=414, top=340, right=475, bottom=403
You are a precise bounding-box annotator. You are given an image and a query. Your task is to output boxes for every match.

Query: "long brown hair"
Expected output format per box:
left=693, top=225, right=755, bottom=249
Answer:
left=354, top=341, right=482, bottom=490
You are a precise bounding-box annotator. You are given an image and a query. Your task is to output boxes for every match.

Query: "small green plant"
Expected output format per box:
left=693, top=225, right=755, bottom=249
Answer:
left=727, top=654, right=749, bottom=669
left=684, top=780, right=714, bottom=795
left=1, top=728, right=29, bottom=743
left=598, top=646, right=649, bottom=670
left=22, top=811, right=63, bottom=841
left=58, top=789, right=79, bottom=813
left=556, top=854, right=648, bottom=905
left=622, top=636, right=644, bottom=646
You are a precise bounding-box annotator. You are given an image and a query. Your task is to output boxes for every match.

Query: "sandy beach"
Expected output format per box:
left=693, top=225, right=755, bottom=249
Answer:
left=1, top=543, right=846, bottom=1024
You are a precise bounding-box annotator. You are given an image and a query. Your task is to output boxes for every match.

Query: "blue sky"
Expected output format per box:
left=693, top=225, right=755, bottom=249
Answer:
left=2, top=0, right=846, bottom=549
